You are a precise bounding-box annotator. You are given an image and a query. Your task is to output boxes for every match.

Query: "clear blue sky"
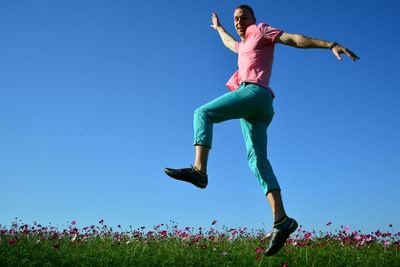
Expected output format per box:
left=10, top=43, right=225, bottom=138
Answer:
left=1, top=0, right=399, bottom=233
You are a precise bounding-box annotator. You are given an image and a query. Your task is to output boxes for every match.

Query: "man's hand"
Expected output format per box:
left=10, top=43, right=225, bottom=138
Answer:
left=331, top=44, right=360, bottom=61
left=210, top=12, right=237, bottom=53
left=211, top=12, right=221, bottom=30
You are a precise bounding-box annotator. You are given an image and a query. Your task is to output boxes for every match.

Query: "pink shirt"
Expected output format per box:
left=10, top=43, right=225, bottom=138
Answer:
left=226, top=23, right=283, bottom=97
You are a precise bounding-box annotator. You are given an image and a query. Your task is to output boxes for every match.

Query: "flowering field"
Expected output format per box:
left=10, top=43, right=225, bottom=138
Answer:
left=1, top=219, right=399, bottom=266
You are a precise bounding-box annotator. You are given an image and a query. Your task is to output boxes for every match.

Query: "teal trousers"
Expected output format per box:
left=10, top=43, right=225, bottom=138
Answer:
left=193, top=83, right=280, bottom=194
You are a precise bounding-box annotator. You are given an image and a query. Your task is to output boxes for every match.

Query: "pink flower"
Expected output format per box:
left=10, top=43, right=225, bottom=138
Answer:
left=304, top=232, right=312, bottom=239
left=159, top=230, right=168, bottom=238
left=366, top=235, right=374, bottom=242
left=239, top=227, right=247, bottom=233
left=343, top=225, right=350, bottom=235
left=255, top=247, right=263, bottom=253
left=8, top=239, right=17, bottom=245
left=212, top=220, right=217, bottom=225
left=383, top=232, right=391, bottom=237
left=298, top=241, right=306, bottom=247
left=146, top=231, right=154, bottom=237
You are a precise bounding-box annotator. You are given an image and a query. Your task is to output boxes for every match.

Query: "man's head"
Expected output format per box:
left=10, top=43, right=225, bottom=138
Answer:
left=234, top=5, right=256, bottom=39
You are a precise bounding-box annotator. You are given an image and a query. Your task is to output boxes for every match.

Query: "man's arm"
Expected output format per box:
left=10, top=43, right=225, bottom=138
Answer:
left=276, top=32, right=359, bottom=61
left=211, top=12, right=237, bottom=53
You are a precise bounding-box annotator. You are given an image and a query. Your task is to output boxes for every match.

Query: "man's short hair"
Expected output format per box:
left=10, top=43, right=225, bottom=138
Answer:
left=235, top=4, right=255, bottom=18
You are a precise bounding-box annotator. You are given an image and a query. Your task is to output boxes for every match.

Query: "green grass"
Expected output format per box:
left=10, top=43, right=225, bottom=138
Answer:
left=1, top=220, right=399, bottom=266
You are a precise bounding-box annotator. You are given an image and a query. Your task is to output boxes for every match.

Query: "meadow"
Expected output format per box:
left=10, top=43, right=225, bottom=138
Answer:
left=1, top=219, right=399, bottom=266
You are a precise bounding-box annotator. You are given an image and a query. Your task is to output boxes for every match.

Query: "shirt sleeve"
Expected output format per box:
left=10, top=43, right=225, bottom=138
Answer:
left=258, top=23, right=283, bottom=43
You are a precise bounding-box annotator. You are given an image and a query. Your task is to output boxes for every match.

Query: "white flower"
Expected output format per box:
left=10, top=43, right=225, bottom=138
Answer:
left=71, top=234, right=77, bottom=242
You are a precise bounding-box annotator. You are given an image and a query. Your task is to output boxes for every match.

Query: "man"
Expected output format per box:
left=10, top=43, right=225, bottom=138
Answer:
left=165, top=5, right=359, bottom=256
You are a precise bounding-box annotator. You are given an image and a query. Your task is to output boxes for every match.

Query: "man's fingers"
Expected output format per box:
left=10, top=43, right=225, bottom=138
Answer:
left=332, top=49, right=342, bottom=60
left=333, top=47, right=360, bottom=61
left=345, top=49, right=360, bottom=61
left=211, top=12, right=220, bottom=29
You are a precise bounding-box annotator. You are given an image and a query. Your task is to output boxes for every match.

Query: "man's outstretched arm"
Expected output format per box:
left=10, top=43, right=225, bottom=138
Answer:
left=275, top=32, right=360, bottom=61
left=211, top=12, right=237, bottom=53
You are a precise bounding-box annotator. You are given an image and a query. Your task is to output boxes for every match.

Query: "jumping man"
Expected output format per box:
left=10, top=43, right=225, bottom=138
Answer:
left=165, top=5, right=359, bottom=256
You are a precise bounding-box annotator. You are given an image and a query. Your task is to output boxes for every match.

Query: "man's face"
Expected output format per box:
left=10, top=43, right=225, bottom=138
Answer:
left=234, top=8, right=256, bottom=39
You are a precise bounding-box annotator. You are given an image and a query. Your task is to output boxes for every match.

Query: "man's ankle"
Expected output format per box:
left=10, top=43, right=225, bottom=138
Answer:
left=193, top=165, right=207, bottom=176
left=273, top=216, right=288, bottom=227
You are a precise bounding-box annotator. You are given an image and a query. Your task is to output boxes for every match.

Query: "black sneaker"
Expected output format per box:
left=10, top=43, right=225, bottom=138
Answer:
left=164, top=166, right=208, bottom=189
left=264, top=217, right=298, bottom=256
